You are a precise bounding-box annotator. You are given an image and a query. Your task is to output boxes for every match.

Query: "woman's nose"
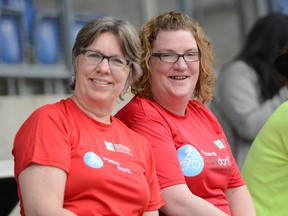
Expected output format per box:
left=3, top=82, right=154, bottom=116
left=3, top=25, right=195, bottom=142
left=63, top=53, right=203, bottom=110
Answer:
left=96, top=58, right=111, bottom=72
left=174, top=56, right=188, bottom=70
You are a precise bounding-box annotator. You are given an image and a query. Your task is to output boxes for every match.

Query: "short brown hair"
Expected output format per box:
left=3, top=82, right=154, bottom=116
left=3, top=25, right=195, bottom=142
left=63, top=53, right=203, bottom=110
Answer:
left=70, top=16, right=142, bottom=99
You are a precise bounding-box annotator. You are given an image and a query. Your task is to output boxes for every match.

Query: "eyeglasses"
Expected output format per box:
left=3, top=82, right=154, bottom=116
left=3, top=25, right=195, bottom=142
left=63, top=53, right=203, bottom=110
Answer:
left=151, top=52, right=200, bottom=63
left=78, top=49, right=131, bottom=70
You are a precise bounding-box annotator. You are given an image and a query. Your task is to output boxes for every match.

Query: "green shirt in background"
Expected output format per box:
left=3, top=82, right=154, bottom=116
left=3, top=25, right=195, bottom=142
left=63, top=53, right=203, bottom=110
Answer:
left=241, top=101, right=288, bottom=216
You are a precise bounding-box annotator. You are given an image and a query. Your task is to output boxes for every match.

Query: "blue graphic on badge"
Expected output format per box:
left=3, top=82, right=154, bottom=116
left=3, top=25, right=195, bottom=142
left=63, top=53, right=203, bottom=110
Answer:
left=177, top=144, right=204, bottom=177
left=84, top=152, right=103, bottom=168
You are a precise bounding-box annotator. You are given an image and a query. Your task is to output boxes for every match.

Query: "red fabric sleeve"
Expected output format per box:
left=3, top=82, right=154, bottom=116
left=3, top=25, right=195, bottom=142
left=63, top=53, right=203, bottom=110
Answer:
left=13, top=103, right=72, bottom=179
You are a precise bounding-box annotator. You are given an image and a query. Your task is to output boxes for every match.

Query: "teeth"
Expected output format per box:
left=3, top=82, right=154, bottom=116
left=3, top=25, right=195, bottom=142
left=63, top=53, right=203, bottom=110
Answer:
left=93, top=80, right=109, bottom=85
left=170, top=76, right=187, bottom=80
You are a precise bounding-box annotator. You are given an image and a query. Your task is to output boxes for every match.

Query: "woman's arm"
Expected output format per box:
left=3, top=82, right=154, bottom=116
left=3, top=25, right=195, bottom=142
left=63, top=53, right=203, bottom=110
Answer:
left=18, top=164, right=76, bottom=216
left=160, top=184, right=228, bottom=216
left=226, top=185, right=256, bottom=216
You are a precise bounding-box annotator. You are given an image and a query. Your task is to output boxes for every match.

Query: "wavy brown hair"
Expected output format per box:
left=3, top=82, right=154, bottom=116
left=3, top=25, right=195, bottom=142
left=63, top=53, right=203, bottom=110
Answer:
left=131, top=11, right=215, bottom=104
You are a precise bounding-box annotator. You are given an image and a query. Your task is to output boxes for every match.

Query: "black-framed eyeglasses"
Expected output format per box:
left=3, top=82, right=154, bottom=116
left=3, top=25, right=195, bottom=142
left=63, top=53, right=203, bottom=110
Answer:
left=151, top=52, right=200, bottom=63
left=78, top=49, right=131, bottom=70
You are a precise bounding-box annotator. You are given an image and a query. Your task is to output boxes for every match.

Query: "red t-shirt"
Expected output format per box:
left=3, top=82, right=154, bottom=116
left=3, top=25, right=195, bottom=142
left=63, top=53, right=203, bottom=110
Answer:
left=13, top=98, right=164, bottom=216
left=116, top=96, right=245, bottom=215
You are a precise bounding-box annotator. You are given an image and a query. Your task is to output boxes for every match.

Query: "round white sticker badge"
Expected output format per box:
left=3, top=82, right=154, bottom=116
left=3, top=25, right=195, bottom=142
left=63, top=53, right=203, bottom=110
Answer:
left=177, top=144, right=204, bottom=177
left=84, top=151, right=103, bottom=168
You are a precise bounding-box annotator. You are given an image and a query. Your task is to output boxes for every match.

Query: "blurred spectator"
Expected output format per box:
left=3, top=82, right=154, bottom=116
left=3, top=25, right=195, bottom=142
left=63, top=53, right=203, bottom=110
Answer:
left=241, top=42, right=288, bottom=215
left=210, top=12, right=288, bottom=168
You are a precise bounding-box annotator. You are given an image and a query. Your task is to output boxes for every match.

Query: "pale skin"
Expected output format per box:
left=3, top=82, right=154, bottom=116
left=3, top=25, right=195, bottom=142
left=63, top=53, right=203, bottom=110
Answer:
left=18, top=32, right=159, bottom=216
left=149, top=30, right=256, bottom=215
left=72, top=32, right=130, bottom=124
left=150, top=30, right=199, bottom=115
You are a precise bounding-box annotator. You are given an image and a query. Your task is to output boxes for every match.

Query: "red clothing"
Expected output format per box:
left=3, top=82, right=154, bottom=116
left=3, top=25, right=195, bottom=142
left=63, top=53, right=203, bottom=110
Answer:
left=115, top=96, right=245, bottom=215
left=13, top=98, right=164, bottom=216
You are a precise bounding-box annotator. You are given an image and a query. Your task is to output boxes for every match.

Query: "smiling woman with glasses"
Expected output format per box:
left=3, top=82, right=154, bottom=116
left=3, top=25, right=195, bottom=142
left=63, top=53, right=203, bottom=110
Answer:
left=116, top=11, right=256, bottom=216
left=12, top=16, right=164, bottom=216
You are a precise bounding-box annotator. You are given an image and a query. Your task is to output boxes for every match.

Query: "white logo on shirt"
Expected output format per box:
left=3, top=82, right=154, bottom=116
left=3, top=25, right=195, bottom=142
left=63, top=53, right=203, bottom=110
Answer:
left=177, top=144, right=204, bottom=177
left=83, top=152, right=103, bottom=168
left=104, top=141, right=133, bottom=156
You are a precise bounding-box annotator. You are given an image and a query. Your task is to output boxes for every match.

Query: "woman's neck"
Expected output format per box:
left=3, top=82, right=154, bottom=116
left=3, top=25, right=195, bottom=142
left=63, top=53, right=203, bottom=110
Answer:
left=71, top=95, right=112, bottom=124
left=153, top=96, right=188, bottom=116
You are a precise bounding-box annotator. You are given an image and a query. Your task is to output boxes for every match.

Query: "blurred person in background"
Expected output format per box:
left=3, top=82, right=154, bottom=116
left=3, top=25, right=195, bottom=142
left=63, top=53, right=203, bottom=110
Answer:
left=241, top=42, right=288, bottom=216
left=12, top=16, right=164, bottom=216
left=210, top=12, right=288, bottom=168
left=116, top=11, right=255, bottom=216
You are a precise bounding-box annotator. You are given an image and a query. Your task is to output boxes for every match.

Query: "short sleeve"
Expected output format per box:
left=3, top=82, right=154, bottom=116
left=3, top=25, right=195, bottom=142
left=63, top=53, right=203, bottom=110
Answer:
left=13, top=104, right=72, bottom=179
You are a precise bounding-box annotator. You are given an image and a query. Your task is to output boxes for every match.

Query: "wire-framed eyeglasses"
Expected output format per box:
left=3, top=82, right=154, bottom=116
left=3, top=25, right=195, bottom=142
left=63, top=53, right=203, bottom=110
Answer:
left=151, top=52, right=200, bottom=63
left=78, top=49, right=131, bottom=70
